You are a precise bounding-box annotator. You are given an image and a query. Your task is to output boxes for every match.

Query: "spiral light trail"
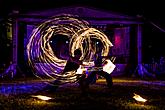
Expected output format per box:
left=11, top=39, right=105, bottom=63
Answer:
left=26, top=14, right=113, bottom=83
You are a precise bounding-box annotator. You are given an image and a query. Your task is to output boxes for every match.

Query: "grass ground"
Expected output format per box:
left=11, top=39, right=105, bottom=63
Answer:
left=0, top=76, right=165, bottom=110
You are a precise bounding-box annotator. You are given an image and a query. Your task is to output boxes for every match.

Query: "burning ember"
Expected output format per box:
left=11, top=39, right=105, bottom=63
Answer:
left=133, top=93, right=147, bottom=103
left=31, top=95, right=52, bottom=101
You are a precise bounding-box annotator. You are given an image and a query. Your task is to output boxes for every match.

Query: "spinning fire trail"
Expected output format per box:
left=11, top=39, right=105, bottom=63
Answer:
left=26, top=14, right=113, bottom=83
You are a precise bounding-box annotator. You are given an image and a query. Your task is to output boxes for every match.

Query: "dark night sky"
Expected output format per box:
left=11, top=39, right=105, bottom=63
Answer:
left=1, top=0, right=165, bottom=29
left=0, top=0, right=164, bottom=18
left=0, top=0, right=165, bottom=61
left=0, top=0, right=164, bottom=24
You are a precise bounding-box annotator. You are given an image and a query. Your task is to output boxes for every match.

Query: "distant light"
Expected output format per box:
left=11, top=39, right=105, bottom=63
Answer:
left=66, top=41, right=69, bottom=44
left=12, top=10, right=19, bottom=14
left=50, top=40, right=53, bottom=43
left=31, top=95, right=52, bottom=101
left=7, top=44, right=10, bottom=47
left=136, top=14, right=143, bottom=18
left=148, top=45, right=152, bottom=48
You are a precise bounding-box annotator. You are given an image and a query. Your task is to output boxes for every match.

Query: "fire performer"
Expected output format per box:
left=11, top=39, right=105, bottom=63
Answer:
left=85, top=43, right=115, bottom=89
left=49, top=48, right=88, bottom=93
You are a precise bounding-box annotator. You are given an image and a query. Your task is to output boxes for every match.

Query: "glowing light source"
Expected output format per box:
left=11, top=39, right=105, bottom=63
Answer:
left=103, top=59, right=116, bottom=74
left=31, top=95, right=52, bottom=101
left=76, top=59, right=116, bottom=75
left=133, top=93, right=147, bottom=103
left=26, top=14, right=114, bottom=83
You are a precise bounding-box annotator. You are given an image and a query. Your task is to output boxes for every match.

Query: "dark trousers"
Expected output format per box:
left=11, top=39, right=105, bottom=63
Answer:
left=86, top=70, right=113, bottom=88
left=77, top=74, right=89, bottom=94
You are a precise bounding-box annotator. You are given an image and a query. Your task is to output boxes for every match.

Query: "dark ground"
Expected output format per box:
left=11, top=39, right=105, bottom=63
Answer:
left=0, top=76, right=165, bottom=110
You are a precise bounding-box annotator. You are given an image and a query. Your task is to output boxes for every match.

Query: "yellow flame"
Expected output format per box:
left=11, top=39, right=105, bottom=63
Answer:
left=27, top=14, right=114, bottom=83
left=31, top=95, right=52, bottom=101
left=133, top=93, right=147, bottom=102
